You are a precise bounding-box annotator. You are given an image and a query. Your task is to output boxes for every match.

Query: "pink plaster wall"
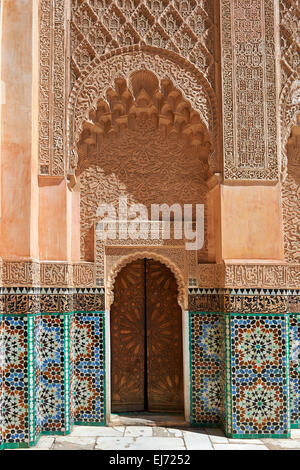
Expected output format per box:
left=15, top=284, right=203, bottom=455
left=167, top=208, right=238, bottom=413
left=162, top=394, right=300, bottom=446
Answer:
left=207, top=184, right=222, bottom=263
left=0, top=0, right=39, bottom=260
left=71, top=190, right=81, bottom=261
left=39, top=178, right=81, bottom=262
left=220, top=184, right=285, bottom=262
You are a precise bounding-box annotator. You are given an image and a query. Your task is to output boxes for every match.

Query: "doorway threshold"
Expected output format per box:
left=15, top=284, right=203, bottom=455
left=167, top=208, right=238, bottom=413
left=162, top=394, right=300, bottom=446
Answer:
left=109, top=412, right=188, bottom=427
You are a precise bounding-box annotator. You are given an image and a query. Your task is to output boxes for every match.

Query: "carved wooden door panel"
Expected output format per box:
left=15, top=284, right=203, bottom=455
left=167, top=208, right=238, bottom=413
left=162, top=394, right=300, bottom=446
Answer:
left=111, top=259, right=183, bottom=413
left=111, top=260, right=145, bottom=412
left=146, top=260, right=184, bottom=412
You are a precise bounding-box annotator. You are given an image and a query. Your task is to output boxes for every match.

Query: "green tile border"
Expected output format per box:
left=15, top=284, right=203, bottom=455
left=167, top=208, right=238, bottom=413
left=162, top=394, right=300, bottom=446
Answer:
left=289, top=312, right=300, bottom=428
left=64, top=313, right=71, bottom=434
left=3, top=442, right=30, bottom=449
left=189, top=312, right=193, bottom=425
left=227, top=312, right=288, bottom=317
left=28, top=315, right=35, bottom=446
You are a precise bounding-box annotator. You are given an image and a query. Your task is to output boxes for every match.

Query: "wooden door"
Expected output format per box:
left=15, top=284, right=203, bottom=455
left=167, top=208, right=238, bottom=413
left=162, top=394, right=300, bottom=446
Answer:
left=146, top=260, right=184, bottom=412
left=110, top=259, right=183, bottom=413
left=111, top=260, right=145, bottom=412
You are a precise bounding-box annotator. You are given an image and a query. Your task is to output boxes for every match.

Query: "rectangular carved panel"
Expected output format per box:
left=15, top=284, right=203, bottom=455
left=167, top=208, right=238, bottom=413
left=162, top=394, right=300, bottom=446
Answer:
left=39, top=0, right=66, bottom=176
left=221, top=0, right=279, bottom=181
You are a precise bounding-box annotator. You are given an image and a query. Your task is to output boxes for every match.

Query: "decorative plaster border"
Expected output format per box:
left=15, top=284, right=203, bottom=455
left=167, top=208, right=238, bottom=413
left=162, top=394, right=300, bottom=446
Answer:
left=0, top=260, right=95, bottom=288
left=106, top=251, right=187, bottom=310
left=197, top=263, right=300, bottom=289
left=0, top=260, right=299, bottom=291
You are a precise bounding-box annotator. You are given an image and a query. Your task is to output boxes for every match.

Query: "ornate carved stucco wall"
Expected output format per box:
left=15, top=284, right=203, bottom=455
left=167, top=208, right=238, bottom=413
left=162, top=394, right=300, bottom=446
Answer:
left=0, top=1, right=299, bottom=449
left=280, top=0, right=300, bottom=264
left=66, top=0, right=222, bottom=281
left=0, top=0, right=295, bottom=289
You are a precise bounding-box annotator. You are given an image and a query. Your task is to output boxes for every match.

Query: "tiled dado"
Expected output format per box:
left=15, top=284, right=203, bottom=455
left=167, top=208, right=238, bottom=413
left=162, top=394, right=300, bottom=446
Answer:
left=289, top=313, right=300, bottom=429
left=0, top=287, right=299, bottom=447
left=0, top=288, right=105, bottom=449
left=224, top=314, right=290, bottom=438
left=189, top=289, right=300, bottom=438
left=190, top=312, right=224, bottom=426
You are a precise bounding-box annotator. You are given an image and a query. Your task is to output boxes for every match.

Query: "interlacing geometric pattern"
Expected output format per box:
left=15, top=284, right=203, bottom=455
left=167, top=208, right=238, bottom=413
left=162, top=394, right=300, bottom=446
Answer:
left=70, top=312, right=105, bottom=424
left=190, top=313, right=223, bottom=425
left=1, top=317, right=29, bottom=445
left=35, top=316, right=66, bottom=434
left=0, top=289, right=106, bottom=449
left=289, top=314, right=300, bottom=427
left=229, top=315, right=290, bottom=436
left=0, top=289, right=299, bottom=447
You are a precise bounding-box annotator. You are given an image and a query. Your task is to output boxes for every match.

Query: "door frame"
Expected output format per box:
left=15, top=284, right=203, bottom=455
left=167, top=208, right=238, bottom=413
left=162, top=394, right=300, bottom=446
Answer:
left=105, top=255, right=191, bottom=424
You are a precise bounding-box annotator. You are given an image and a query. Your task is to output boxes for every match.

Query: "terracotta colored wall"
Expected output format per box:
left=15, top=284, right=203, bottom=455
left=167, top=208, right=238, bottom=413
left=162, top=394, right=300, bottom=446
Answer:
left=0, top=0, right=39, bottom=260
left=220, top=184, right=284, bottom=262
left=71, top=190, right=81, bottom=262
left=39, top=177, right=81, bottom=262
left=207, top=184, right=222, bottom=263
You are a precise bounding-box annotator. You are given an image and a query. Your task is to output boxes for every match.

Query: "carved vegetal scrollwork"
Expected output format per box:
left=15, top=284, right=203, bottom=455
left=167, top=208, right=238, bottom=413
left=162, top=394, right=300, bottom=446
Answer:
left=279, top=0, right=300, bottom=181
left=279, top=1, right=300, bottom=264
left=39, top=0, right=66, bottom=176
left=282, top=113, right=300, bottom=264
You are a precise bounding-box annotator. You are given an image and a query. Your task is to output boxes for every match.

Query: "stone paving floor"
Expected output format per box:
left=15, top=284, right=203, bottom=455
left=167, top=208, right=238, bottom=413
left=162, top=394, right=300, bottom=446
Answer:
left=8, top=427, right=300, bottom=450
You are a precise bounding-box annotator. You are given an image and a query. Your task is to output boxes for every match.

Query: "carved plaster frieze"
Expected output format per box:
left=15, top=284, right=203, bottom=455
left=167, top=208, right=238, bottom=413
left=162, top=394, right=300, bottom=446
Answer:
left=0, top=261, right=40, bottom=287
left=279, top=1, right=300, bottom=265
left=196, top=263, right=300, bottom=289
left=73, top=262, right=96, bottom=287
left=0, top=261, right=95, bottom=288
left=216, top=263, right=299, bottom=289
left=0, top=260, right=299, bottom=290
